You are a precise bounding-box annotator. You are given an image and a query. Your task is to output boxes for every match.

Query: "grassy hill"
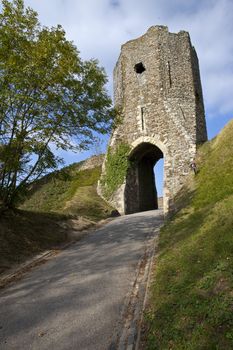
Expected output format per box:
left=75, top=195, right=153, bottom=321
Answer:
left=21, top=159, right=113, bottom=221
left=0, top=157, right=114, bottom=275
left=143, top=120, right=233, bottom=349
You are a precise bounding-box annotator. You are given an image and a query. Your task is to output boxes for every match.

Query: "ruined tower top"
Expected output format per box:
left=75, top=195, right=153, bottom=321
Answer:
left=100, top=26, right=207, bottom=214
left=113, top=25, right=207, bottom=146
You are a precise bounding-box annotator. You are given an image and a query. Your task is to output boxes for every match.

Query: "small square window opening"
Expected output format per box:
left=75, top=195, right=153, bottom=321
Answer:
left=134, top=62, right=146, bottom=74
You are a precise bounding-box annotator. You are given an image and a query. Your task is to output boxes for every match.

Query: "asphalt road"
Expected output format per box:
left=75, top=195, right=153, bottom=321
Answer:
left=0, top=210, right=163, bottom=350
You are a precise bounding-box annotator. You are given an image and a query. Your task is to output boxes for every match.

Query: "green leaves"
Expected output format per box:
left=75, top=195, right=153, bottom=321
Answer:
left=101, top=143, right=131, bottom=199
left=0, top=0, right=115, bottom=208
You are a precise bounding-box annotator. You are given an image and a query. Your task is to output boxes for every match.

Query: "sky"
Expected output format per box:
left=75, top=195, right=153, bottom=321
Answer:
left=16, top=1, right=233, bottom=193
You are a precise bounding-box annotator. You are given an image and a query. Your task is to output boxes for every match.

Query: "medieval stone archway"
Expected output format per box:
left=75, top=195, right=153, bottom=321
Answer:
left=124, top=142, right=163, bottom=214
left=124, top=136, right=168, bottom=214
left=99, top=26, right=207, bottom=215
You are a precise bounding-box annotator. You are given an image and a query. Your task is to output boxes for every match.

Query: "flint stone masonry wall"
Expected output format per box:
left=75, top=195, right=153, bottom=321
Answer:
left=99, top=26, right=207, bottom=214
left=79, top=154, right=104, bottom=171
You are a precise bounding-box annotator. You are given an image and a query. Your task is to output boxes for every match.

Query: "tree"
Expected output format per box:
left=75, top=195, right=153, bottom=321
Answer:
left=0, top=0, right=115, bottom=209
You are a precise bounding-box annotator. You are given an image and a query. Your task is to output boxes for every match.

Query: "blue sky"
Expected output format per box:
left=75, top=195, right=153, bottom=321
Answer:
left=22, top=0, right=233, bottom=193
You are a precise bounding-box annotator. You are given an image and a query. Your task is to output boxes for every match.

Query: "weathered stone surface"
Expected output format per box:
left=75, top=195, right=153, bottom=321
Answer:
left=78, top=154, right=104, bottom=171
left=99, top=26, right=207, bottom=214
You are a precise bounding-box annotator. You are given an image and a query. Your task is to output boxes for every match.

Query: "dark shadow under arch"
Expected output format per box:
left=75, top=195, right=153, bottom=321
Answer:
left=125, top=143, right=163, bottom=214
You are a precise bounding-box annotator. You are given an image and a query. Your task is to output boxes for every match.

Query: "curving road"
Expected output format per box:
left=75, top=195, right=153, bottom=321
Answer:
left=0, top=210, right=163, bottom=350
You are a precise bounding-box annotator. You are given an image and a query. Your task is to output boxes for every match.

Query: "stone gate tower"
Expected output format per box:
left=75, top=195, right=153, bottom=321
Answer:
left=99, top=26, right=207, bottom=214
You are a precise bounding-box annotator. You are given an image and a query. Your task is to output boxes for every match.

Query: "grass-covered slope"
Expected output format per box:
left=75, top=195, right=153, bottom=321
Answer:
left=21, top=162, right=114, bottom=221
left=144, top=120, right=233, bottom=349
left=0, top=210, right=68, bottom=275
left=0, top=158, right=114, bottom=275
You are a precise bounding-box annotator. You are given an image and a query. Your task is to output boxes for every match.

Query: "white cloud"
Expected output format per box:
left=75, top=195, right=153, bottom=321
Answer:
left=23, top=0, right=233, bottom=136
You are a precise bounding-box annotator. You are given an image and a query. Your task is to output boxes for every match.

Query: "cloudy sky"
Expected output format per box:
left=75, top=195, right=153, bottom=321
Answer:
left=22, top=0, right=233, bottom=167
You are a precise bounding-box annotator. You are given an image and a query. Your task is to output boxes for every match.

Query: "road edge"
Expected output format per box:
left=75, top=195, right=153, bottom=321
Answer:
left=0, top=217, right=114, bottom=290
left=109, top=220, right=163, bottom=350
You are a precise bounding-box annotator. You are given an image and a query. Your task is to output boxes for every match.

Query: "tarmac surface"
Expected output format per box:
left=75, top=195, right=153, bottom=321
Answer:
left=0, top=210, right=163, bottom=350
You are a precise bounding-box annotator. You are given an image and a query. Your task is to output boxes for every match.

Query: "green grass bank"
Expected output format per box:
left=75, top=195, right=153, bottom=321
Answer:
left=0, top=158, right=114, bottom=275
left=144, top=120, right=233, bottom=349
left=21, top=161, right=113, bottom=221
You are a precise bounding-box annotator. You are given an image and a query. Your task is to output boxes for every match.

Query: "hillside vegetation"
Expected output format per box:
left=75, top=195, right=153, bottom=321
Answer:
left=0, top=159, right=114, bottom=275
left=21, top=160, right=113, bottom=221
left=144, top=120, right=233, bottom=349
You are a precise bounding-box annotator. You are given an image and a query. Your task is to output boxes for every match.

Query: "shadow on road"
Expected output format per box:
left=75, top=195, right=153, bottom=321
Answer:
left=0, top=210, right=163, bottom=350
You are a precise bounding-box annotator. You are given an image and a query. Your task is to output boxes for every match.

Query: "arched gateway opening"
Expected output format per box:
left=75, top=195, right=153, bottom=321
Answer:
left=124, top=142, right=164, bottom=214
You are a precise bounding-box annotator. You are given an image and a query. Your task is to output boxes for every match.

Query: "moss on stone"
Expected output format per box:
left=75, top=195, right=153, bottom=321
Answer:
left=101, top=143, right=131, bottom=199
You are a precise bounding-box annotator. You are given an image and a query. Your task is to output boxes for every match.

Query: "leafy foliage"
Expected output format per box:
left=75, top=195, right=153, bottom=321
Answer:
left=144, top=120, right=233, bottom=350
left=101, top=143, right=131, bottom=199
left=0, top=0, right=115, bottom=208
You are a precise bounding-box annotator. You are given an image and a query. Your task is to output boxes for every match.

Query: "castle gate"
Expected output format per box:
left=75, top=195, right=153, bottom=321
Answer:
left=99, top=26, right=207, bottom=214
